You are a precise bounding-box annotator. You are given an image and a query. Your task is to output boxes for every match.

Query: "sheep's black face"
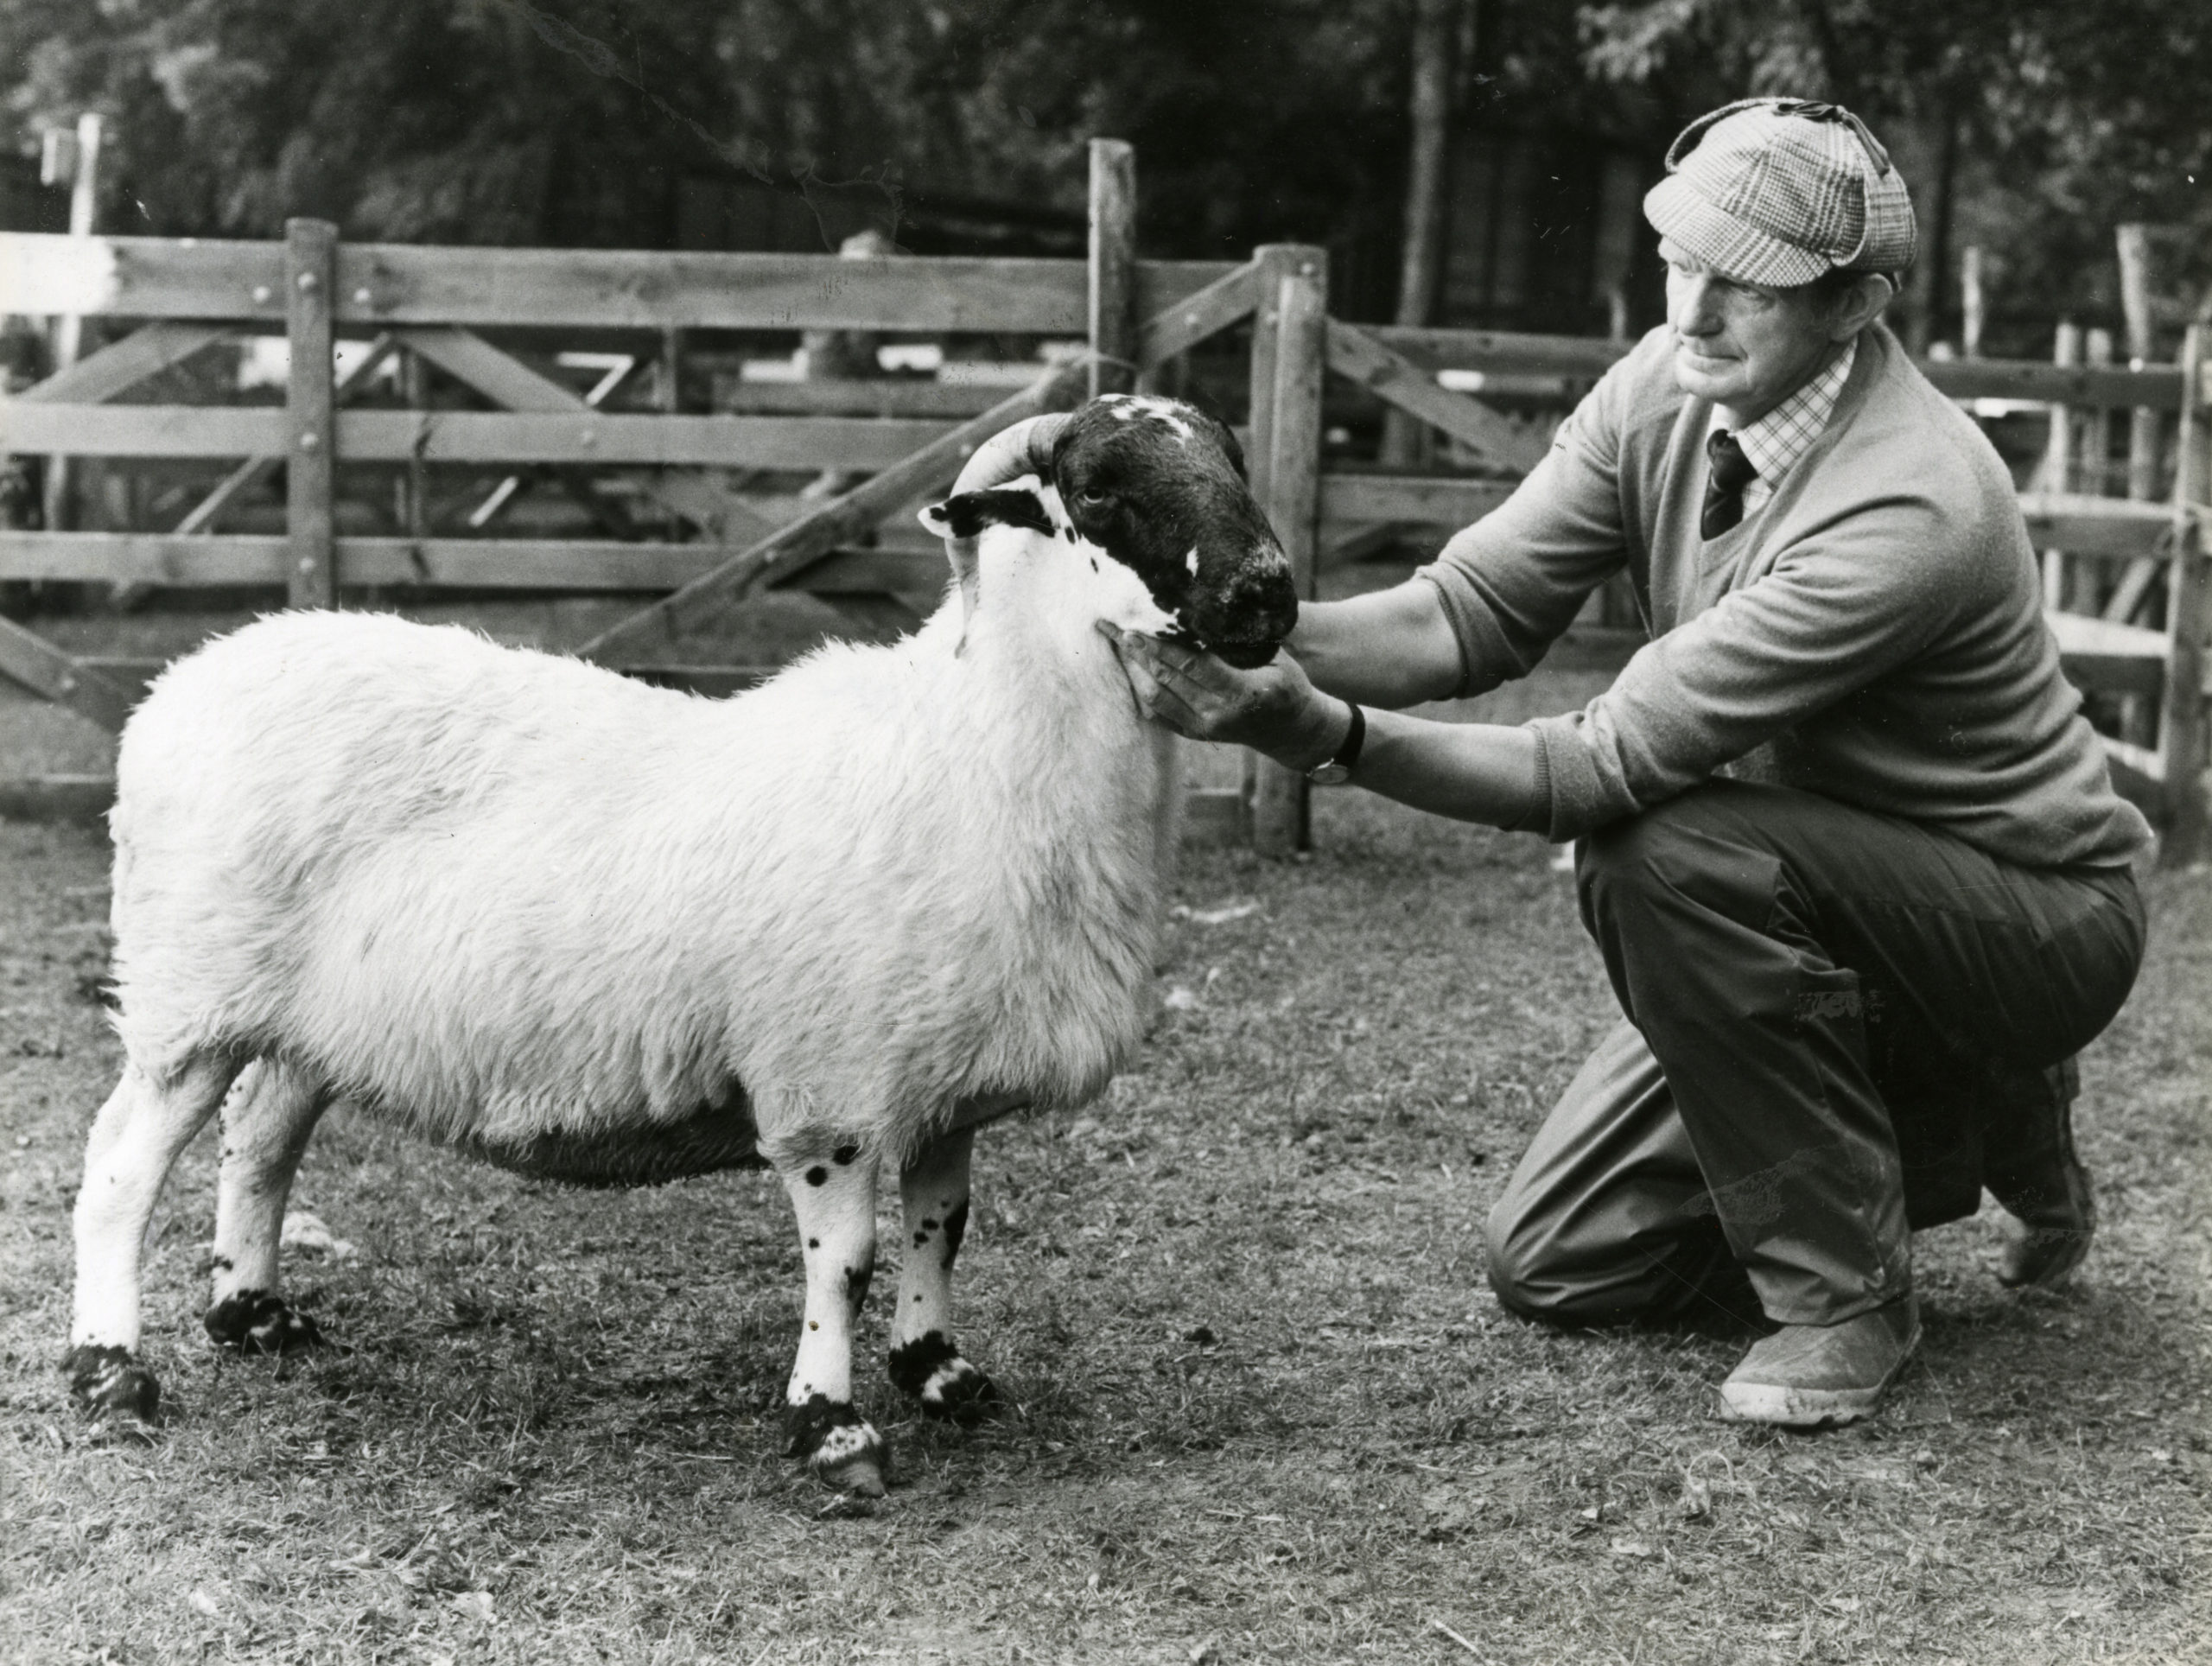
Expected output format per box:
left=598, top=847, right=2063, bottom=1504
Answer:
left=1050, top=395, right=1299, bottom=669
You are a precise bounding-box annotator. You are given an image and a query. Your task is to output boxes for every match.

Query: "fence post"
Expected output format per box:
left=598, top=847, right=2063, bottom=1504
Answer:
left=1088, top=139, right=1137, bottom=399
left=285, top=218, right=338, bottom=608
left=2158, top=326, right=2209, bottom=866
left=2040, top=321, right=2081, bottom=609
left=2117, top=226, right=2162, bottom=503
left=1247, top=244, right=1330, bottom=857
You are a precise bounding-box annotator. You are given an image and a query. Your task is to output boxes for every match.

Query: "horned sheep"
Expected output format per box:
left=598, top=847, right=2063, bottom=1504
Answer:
left=63, top=394, right=1299, bottom=1496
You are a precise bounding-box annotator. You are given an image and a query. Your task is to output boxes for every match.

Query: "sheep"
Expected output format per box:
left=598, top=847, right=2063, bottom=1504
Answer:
left=63, top=393, right=1299, bottom=1497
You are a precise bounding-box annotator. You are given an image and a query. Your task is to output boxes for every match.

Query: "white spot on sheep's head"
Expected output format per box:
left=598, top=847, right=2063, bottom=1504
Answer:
left=1047, top=396, right=1297, bottom=669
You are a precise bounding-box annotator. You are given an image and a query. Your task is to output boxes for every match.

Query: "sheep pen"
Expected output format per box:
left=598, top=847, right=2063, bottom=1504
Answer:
left=57, top=393, right=1299, bottom=1499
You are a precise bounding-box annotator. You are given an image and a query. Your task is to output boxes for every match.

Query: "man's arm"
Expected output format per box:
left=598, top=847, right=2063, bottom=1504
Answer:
left=1286, top=583, right=1465, bottom=709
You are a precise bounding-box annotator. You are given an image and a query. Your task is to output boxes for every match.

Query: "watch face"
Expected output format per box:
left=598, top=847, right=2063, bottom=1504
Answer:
left=1306, top=761, right=1351, bottom=786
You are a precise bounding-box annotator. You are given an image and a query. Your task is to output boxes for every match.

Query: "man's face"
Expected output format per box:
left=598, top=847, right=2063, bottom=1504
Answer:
left=1660, top=238, right=1843, bottom=423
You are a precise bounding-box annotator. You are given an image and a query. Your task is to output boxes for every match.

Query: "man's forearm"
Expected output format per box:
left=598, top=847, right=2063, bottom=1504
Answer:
left=1288, top=582, right=1465, bottom=709
left=1350, top=709, right=1542, bottom=830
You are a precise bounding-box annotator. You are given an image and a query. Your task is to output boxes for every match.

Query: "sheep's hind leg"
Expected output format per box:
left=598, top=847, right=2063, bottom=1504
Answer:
left=205, top=1059, right=333, bottom=1356
left=888, top=1125, right=1001, bottom=1422
left=66, top=1053, right=242, bottom=1428
left=778, top=1144, right=887, bottom=1496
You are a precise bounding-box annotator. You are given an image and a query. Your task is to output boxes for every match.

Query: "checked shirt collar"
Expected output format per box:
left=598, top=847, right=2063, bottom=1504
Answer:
left=1707, top=336, right=1857, bottom=514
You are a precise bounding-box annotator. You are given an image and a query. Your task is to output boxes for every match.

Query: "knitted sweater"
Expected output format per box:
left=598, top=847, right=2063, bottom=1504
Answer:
left=1418, top=322, right=2152, bottom=869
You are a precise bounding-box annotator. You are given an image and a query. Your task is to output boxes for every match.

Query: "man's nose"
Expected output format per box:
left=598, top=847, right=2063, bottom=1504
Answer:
left=1673, top=275, right=1724, bottom=335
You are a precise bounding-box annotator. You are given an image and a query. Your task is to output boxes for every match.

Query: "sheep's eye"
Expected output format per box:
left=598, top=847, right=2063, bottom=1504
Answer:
left=1075, top=487, right=1111, bottom=507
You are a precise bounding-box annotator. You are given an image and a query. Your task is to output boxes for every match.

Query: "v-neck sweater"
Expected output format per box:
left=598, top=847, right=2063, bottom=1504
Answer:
left=1417, top=322, right=2152, bottom=869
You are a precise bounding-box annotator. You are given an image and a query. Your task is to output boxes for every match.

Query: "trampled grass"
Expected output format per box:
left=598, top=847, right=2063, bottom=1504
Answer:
left=2, top=797, right=2205, bottom=1663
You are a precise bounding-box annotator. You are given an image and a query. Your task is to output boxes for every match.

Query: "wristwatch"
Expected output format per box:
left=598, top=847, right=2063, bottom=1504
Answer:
left=1305, top=701, right=1365, bottom=785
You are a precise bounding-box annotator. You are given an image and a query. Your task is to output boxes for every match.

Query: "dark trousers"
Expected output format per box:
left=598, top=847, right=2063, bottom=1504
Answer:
left=1485, top=782, right=2145, bottom=1329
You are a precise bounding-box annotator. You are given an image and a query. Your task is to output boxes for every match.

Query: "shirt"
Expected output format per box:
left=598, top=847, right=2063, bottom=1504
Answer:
left=1719, top=337, right=1857, bottom=517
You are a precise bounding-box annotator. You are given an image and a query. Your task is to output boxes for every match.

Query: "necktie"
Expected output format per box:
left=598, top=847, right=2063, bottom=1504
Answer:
left=1703, top=429, right=1758, bottom=539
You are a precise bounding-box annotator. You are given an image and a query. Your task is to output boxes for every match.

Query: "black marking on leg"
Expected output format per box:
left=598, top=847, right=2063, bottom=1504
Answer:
left=62, top=1344, right=161, bottom=1424
left=843, top=1256, right=875, bottom=1313
left=832, top=1143, right=859, bottom=1166
left=804, top=1166, right=829, bottom=1187
left=807, top=1237, right=820, bottom=1250
left=941, top=1199, right=970, bottom=1269
left=913, top=1230, right=930, bottom=1247
left=921, top=1218, right=938, bottom=1230
left=210, top=1254, right=233, bottom=1274
left=887, top=1332, right=957, bottom=1397
left=889, top=1330, right=1000, bottom=1422
left=783, top=1391, right=863, bottom=1458
left=205, top=1289, right=324, bottom=1355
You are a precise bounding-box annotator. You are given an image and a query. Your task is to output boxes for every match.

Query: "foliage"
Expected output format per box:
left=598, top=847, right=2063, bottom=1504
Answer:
left=0, top=0, right=1419, bottom=259
left=1575, top=0, right=2212, bottom=344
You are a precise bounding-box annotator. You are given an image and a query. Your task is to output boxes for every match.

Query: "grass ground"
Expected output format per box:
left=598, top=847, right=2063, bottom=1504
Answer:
left=2, top=794, right=2206, bottom=1664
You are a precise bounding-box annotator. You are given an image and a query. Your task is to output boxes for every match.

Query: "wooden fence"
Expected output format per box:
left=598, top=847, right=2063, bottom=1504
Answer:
left=2, top=152, right=2206, bottom=863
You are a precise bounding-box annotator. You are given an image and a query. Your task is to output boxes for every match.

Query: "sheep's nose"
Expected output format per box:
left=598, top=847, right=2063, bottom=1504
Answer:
left=1195, top=544, right=1300, bottom=663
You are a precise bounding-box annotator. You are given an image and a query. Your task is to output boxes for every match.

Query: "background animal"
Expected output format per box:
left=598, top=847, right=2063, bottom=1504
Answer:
left=62, top=394, right=1298, bottom=1497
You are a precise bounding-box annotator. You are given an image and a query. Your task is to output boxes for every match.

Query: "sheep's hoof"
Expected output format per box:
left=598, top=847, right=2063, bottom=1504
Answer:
left=889, top=1332, right=1002, bottom=1425
left=63, top=1344, right=162, bottom=1430
left=786, top=1395, right=889, bottom=1498
left=204, top=1291, right=324, bottom=1355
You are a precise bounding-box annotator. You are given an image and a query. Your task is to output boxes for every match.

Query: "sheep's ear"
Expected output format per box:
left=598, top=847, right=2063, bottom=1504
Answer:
left=918, top=501, right=984, bottom=655
left=1194, top=410, right=1248, bottom=480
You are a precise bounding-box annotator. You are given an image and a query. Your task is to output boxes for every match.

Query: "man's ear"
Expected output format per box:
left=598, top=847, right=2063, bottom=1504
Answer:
left=1829, top=273, right=1895, bottom=342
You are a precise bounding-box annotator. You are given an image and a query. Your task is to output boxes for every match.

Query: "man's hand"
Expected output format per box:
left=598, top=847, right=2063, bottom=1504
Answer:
left=1097, top=622, right=1349, bottom=771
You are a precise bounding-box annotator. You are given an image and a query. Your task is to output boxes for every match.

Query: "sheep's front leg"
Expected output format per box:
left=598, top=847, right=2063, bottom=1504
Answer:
left=777, top=1146, right=887, bottom=1497
left=888, top=1125, right=1001, bottom=1421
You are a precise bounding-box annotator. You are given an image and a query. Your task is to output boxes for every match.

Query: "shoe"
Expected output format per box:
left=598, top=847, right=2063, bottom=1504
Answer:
left=1986, top=1083, right=2094, bottom=1288
left=1718, top=1296, right=1919, bottom=1429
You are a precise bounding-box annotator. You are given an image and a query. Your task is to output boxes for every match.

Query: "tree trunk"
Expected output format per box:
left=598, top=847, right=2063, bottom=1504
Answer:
left=1382, top=0, right=1461, bottom=468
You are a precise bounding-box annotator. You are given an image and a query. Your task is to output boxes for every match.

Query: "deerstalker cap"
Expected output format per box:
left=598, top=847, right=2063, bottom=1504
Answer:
left=1643, top=98, right=1916, bottom=287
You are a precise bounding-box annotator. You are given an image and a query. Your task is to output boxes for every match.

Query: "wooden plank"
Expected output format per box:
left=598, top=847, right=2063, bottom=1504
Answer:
left=1320, top=473, right=1516, bottom=528
left=1921, top=355, right=2184, bottom=412
left=286, top=219, right=338, bottom=607
left=2017, top=493, right=2175, bottom=560
left=2047, top=609, right=2168, bottom=697
left=14, top=321, right=228, bottom=405
left=0, top=532, right=953, bottom=595
left=392, top=326, right=585, bottom=413
left=1325, top=321, right=1551, bottom=474
left=1367, top=326, right=1630, bottom=378
left=575, top=360, right=1090, bottom=664
left=0, top=230, right=1238, bottom=330
left=1089, top=138, right=1139, bottom=398
left=0, top=615, right=139, bottom=729
left=0, top=405, right=963, bottom=468
left=0, top=232, right=284, bottom=321
left=713, top=379, right=1014, bottom=420
left=1137, top=260, right=1264, bottom=369
left=1249, top=247, right=1328, bottom=858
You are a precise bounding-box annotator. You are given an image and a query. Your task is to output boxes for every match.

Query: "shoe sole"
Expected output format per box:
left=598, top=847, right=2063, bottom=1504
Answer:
left=1717, top=1318, right=1922, bottom=1431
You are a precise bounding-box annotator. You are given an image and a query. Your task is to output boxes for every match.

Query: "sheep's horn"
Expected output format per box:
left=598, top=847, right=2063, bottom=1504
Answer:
left=950, top=414, right=1071, bottom=497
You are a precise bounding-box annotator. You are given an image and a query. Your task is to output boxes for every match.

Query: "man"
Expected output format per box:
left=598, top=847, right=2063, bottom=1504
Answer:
left=963, top=98, right=2150, bottom=1428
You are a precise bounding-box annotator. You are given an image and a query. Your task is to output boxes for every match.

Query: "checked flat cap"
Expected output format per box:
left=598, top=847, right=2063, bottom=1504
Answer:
left=1644, top=98, right=1916, bottom=287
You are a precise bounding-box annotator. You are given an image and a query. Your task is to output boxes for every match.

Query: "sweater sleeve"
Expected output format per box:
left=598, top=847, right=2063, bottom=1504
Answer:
left=1414, top=347, right=1644, bottom=696
left=1526, top=494, right=1963, bottom=841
